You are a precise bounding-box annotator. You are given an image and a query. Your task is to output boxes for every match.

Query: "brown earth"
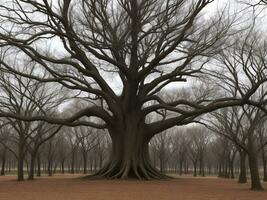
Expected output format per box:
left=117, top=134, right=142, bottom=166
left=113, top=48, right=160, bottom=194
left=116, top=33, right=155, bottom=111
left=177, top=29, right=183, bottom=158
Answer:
left=0, top=175, right=267, bottom=200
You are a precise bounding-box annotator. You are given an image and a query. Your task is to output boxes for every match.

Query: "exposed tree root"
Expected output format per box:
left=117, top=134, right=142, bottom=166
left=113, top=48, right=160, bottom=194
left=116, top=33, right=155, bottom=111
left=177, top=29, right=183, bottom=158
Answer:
left=84, top=159, right=171, bottom=180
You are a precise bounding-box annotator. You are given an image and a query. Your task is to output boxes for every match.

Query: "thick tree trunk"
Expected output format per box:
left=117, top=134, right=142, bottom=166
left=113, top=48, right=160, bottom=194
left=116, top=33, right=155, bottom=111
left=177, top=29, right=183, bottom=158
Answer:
left=92, top=125, right=167, bottom=180
left=248, top=137, right=263, bottom=191
left=238, top=150, right=247, bottom=183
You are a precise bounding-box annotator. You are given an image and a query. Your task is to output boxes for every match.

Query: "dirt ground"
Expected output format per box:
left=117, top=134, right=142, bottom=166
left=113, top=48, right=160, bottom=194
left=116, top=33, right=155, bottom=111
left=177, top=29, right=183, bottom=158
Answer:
left=0, top=175, right=267, bottom=200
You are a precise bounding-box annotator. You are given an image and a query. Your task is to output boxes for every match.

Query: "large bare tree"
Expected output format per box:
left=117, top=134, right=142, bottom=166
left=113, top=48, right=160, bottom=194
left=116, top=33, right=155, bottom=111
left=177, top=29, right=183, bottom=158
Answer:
left=0, top=0, right=266, bottom=179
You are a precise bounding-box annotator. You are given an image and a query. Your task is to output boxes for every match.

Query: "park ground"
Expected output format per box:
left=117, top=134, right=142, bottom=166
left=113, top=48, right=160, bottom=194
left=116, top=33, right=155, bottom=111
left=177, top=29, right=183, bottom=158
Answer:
left=0, top=175, right=267, bottom=200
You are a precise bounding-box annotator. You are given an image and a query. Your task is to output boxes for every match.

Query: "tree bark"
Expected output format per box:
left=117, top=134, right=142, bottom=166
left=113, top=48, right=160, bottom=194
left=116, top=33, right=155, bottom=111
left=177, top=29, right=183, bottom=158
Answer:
left=71, top=150, right=75, bottom=174
left=36, top=154, right=41, bottom=177
left=17, top=140, right=25, bottom=181
left=193, top=161, right=197, bottom=177
left=261, top=148, right=267, bottom=182
left=1, top=148, right=7, bottom=176
left=17, top=156, right=24, bottom=181
left=92, top=124, right=167, bottom=180
left=82, top=151, right=87, bottom=174
left=61, top=160, right=65, bottom=174
left=179, top=160, right=183, bottom=176
left=28, top=151, right=38, bottom=180
left=48, top=159, right=52, bottom=176
left=238, top=150, right=247, bottom=183
left=248, top=136, right=263, bottom=190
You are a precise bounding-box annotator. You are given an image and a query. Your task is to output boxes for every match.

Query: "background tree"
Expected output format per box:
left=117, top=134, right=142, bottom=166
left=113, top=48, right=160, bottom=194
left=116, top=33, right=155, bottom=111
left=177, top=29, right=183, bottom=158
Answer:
left=0, top=65, right=65, bottom=181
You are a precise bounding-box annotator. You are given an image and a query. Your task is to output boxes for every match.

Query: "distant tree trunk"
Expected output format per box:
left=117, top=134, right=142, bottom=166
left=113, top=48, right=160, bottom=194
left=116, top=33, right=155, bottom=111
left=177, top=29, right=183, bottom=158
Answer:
left=218, top=163, right=222, bottom=177
left=238, top=150, right=247, bottom=183
left=229, top=151, right=236, bottom=179
left=47, top=159, right=52, bottom=176
left=229, top=161, right=234, bottom=179
left=71, top=150, right=75, bottom=174
left=1, top=147, right=7, bottom=176
left=94, top=155, right=97, bottom=173
left=193, top=161, right=197, bottom=177
left=61, top=159, right=65, bottom=174
left=248, top=136, right=263, bottom=190
left=184, top=161, right=188, bottom=174
left=36, top=154, right=41, bottom=177
left=99, top=152, right=103, bottom=169
left=90, top=158, right=93, bottom=173
left=179, top=160, right=183, bottom=176
left=82, top=151, right=87, bottom=174
left=28, top=151, right=38, bottom=180
left=261, top=148, right=267, bottom=182
left=159, top=156, right=164, bottom=174
left=17, top=139, right=25, bottom=181
left=199, top=156, right=205, bottom=177
left=53, top=163, right=57, bottom=174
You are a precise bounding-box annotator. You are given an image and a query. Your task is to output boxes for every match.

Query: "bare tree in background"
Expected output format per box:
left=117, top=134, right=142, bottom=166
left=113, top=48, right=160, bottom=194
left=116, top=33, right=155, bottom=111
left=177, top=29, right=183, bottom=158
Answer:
left=172, top=130, right=190, bottom=175
left=150, top=132, right=172, bottom=174
left=75, top=127, right=101, bottom=174
left=206, top=106, right=267, bottom=190
left=187, top=126, right=210, bottom=177
left=0, top=65, right=65, bottom=181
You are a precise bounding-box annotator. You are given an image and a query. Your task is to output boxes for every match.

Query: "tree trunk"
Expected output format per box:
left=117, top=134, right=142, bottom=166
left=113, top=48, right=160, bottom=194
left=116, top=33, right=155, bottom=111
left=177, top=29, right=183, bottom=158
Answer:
left=61, top=160, right=65, bottom=174
left=193, top=161, right=197, bottom=177
left=1, top=148, right=7, bottom=176
left=159, top=156, right=164, bottom=174
left=17, top=140, right=25, bottom=181
left=179, top=160, right=183, bottom=176
left=48, top=159, right=52, bottom=176
left=83, top=152, right=87, bottom=174
left=94, top=156, right=97, bottom=173
left=71, top=150, right=75, bottom=174
left=17, top=156, right=24, bottom=181
left=261, top=148, right=267, bottom=182
left=99, top=153, right=103, bottom=169
left=53, top=163, right=57, bottom=174
left=238, top=150, right=247, bottom=183
left=36, top=154, right=41, bottom=177
left=92, top=125, right=166, bottom=180
left=248, top=136, right=263, bottom=190
left=218, top=163, right=222, bottom=177
left=28, top=151, right=37, bottom=180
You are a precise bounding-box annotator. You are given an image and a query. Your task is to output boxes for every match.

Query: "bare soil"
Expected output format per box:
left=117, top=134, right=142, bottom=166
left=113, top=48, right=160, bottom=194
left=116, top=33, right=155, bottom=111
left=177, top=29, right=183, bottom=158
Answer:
left=0, top=175, right=267, bottom=200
